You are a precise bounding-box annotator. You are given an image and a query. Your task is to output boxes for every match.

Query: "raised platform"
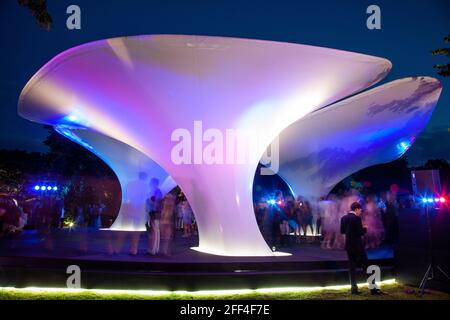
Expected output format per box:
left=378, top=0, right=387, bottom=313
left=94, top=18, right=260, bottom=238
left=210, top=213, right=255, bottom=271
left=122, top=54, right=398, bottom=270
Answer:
left=0, top=229, right=394, bottom=290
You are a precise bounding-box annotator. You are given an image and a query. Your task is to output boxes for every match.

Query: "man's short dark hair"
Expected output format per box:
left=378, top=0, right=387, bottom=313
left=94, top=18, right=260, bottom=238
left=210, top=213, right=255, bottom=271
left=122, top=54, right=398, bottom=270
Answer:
left=350, top=202, right=362, bottom=211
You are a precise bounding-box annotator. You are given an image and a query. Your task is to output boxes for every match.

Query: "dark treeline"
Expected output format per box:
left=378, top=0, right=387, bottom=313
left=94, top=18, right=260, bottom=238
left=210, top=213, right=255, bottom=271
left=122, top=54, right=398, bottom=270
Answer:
left=339, top=157, right=450, bottom=196
left=0, top=126, right=121, bottom=222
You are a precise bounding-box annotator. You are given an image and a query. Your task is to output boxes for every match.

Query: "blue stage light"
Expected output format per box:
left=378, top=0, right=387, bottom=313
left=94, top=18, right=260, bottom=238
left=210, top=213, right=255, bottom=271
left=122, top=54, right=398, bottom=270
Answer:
left=40, top=186, right=46, bottom=191
left=400, top=142, right=408, bottom=150
left=53, top=186, right=58, bottom=191
left=267, top=199, right=276, bottom=205
left=34, top=185, right=40, bottom=191
left=427, top=198, right=434, bottom=203
left=422, top=198, right=427, bottom=203
left=397, top=140, right=410, bottom=154
left=46, top=186, right=52, bottom=190
left=61, top=111, right=90, bottom=128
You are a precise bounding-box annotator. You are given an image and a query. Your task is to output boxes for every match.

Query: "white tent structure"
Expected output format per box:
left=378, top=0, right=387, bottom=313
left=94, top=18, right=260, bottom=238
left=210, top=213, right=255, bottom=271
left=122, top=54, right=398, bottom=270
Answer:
left=18, top=35, right=441, bottom=256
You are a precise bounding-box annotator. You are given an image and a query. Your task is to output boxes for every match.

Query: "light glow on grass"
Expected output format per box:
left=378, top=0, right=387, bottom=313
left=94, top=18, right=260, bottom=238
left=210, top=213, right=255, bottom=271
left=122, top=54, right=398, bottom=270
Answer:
left=0, top=279, right=396, bottom=297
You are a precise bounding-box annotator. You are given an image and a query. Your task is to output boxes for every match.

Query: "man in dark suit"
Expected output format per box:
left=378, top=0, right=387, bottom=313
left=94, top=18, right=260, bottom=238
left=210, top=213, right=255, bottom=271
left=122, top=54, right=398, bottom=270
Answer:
left=340, top=202, right=382, bottom=295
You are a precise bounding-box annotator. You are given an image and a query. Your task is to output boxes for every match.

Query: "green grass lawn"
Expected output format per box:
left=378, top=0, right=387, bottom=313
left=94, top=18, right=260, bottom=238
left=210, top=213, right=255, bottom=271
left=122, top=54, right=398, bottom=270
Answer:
left=0, top=282, right=449, bottom=300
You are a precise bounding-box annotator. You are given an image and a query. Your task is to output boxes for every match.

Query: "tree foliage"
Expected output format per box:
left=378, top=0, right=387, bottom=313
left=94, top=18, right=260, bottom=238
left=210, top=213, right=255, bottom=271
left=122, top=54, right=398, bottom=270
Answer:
left=431, top=34, right=450, bottom=77
left=0, top=127, right=121, bottom=221
left=42, top=125, right=114, bottom=178
left=17, top=0, right=52, bottom=31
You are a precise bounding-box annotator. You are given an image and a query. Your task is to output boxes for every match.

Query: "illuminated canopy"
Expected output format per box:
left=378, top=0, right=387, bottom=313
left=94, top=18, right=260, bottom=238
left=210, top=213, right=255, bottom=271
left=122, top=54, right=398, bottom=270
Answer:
left=276, top=76, right=442, bottom=198
left=18, top=35, right=440, bottom=256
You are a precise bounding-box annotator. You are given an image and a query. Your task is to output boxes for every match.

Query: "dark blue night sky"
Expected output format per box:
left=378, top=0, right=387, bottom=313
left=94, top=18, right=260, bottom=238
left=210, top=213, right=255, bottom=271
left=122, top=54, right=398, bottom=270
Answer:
left=0, top=0, right=449, bottom=165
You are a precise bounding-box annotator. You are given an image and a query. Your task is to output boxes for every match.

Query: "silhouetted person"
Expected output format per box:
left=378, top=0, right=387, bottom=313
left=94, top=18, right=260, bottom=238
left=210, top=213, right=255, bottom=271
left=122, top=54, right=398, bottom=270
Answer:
left=340, top=202, right=381, bottom=295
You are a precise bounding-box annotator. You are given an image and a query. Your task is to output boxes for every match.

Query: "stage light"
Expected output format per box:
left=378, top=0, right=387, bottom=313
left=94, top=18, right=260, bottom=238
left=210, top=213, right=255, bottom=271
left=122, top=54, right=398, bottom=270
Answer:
left=427, top=198, right=434, bottom=203
left=46, top=186, right=52, bottom=190
left=40, top=186, right=46, bottom=191
left=267, top=199, right=276, bottom=205
left=53, top=186, right=58, bottom=191
left=34, top=185, right=40, bottom=191
left=277, top=200, right=283, bottom=205
left=61, top=111, right=90, bottom=128
left=396, top=141, right=410, bottom=154
left=422, top=198, right=427, bottom=203
left=440, top=197, right=446, bottom=203
left=434, top=198, right=440, bottom=202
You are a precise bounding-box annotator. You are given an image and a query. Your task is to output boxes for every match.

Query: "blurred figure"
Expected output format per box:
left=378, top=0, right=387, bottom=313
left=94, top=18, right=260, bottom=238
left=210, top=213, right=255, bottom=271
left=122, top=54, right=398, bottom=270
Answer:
left=115, top=171, right=149, bottom=255
left=294, top=198, right=303, bottom=244
left=297, top=197, right=313, bottom=240
left=270, top=190, right=284, bottom=248
left=17, top=205, right=27, bottom=232
left=179, top=199, right=194, bottom=238
left=314, top=199, right=323, bottom=236
left=261, top=198, right=274, bottom=247
left=96, top=202, right=105, bottom=228
left=147, top=178, right=163, bottom=255
left=74, top=205, right=85, bottom=228
left=283, top=196, right=298, bottom=246
left=319, top=195, right=338, bottom=249
left=56, top=197, right=65, bottom=229
left=308, top=198, right=321, bottom=236
left=363, top=195, right=384, bottom=249
left=39, top=198, right=55, bottom=251
left=381, top=191, right=399, bottom=245
left=160, top=193, right=176, bottom=256
left=255, top=198, right=268, bottom=232
left=175, top=201, right=183, bottom=231
left=54, top=196, right=64, bottom=229
left=0, top=198, right=21, bottom=236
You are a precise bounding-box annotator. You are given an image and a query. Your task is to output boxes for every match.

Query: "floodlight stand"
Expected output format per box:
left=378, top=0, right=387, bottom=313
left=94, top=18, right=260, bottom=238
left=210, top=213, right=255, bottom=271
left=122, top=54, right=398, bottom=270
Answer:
left=418, top=203, right=450, bottom=296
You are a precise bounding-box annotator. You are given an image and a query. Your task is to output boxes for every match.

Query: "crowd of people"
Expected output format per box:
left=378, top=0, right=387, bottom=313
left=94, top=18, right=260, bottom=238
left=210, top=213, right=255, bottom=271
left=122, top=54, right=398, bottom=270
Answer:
left=2, top=181, right=402, bottom=257
left=107, top=176, right=197, bottom=256
left=0, top=194, right=109, bottom=236
left=255, top=189, right=400, bottom=250
left=143, top=179, right=196, bottom=256
left=72, top=203, right=106, bottom=229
